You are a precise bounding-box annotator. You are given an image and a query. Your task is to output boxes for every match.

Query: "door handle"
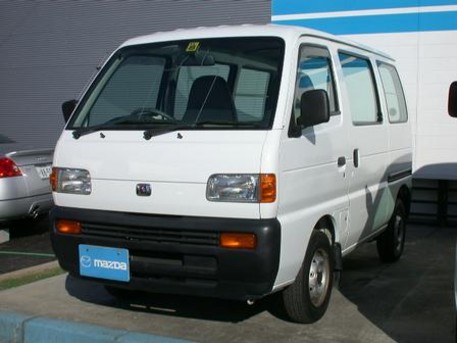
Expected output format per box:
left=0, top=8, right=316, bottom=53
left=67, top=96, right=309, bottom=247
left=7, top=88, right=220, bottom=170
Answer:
left=353, top=149, right=359, bottom=168
left=337, top=156, right=346, bottom=167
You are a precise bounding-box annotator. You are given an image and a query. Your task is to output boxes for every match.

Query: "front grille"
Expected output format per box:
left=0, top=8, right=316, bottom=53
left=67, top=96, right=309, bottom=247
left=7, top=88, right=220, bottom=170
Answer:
left=81, top=222, right=219, bottom=246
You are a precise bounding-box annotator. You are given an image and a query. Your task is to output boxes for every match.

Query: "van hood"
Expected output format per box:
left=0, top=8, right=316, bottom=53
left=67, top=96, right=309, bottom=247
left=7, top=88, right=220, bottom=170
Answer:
left=54, top=130, right=266, bottom=182
left=52, top=130, right=269, bottom=219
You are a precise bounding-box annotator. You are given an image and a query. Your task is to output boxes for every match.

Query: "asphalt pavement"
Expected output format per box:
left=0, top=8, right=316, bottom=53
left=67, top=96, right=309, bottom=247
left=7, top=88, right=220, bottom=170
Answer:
left=0, top=216, right=55, bottom=274
left=0, top=223, right=455, bottom=342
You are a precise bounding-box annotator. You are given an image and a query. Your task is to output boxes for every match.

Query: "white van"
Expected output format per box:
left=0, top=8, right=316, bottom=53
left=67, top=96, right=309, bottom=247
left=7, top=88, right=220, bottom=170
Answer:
left=50, top=24, right=412, bottom=323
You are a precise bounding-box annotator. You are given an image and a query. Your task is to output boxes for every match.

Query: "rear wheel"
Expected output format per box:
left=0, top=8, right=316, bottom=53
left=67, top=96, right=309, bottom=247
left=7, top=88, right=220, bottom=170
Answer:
left=377, top=199, right=406, bottom=263
left=281, top=230, right=334, bottom=323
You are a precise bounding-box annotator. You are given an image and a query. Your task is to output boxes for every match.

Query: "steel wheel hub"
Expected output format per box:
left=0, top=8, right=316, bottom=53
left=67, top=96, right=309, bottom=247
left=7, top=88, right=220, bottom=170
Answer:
left=308, top=248, right=330, bottom=307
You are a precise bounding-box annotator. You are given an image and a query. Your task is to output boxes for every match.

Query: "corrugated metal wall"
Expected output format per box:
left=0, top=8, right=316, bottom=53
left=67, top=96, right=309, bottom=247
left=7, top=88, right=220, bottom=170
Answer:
left=0, top=0, right=270, bottom=148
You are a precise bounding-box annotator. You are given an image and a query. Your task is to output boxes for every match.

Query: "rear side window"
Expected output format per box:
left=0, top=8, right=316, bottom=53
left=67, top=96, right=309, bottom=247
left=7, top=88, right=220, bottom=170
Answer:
left=378, top=63, right=408, bottom=123
left=339, top=53, right=381, bottom=125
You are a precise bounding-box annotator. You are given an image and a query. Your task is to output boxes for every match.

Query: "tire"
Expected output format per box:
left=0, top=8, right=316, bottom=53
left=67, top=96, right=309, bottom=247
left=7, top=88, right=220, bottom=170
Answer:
left=455, top=314, right=457, bottom=343
left=281, top=230, right=334, bottom=323
left=377, top=199, right=406, bottom=263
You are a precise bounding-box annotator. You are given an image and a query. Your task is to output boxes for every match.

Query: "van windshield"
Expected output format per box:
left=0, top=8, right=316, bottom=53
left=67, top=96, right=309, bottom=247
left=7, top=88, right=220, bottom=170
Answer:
left=68, top=37, right=284, bottom=132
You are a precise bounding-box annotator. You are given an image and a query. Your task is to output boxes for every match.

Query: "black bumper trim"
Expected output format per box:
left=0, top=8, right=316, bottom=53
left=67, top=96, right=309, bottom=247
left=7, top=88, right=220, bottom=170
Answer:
left=388, top=169, right=412, bottom=183
left=50, top=206, right=281, bottom=300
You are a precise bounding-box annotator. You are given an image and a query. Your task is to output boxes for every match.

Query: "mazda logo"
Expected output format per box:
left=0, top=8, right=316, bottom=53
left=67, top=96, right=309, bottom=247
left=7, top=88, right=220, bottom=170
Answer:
left=80, top=255, right=92, bottom=268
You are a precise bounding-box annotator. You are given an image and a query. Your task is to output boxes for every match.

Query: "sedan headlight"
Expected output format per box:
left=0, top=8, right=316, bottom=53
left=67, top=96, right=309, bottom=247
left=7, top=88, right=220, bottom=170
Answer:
left=50, top=167, right=91, bottom=195
left=206, top=174, right=276, bottom=203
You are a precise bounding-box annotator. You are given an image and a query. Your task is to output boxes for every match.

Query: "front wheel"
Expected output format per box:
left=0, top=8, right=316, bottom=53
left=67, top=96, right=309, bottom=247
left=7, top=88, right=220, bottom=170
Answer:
left=281, top=230, right=334, bottom=323
left=377, top=199, right=407, bottom=263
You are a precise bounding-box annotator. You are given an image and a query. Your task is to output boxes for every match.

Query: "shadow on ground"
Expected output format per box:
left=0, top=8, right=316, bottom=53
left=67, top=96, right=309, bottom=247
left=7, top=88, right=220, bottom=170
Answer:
left=338, top=225, right=455, bottom=343
left=65, top=273, right=287, bottom=323
left=64, top=225, right=456, bottom=342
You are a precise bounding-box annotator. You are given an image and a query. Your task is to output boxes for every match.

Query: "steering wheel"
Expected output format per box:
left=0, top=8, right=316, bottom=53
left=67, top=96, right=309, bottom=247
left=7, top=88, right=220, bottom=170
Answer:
left=130, top=108, right=178, bottom=123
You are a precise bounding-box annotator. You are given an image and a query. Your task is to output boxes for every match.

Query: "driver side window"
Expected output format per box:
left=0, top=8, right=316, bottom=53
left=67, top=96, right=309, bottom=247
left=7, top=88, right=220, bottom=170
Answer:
left=292, top=45, right=338, bottom=125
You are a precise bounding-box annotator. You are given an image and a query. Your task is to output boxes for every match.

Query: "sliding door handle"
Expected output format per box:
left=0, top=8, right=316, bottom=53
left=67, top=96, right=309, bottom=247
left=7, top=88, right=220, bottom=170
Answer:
left=353, top=149, right=360, bottom=168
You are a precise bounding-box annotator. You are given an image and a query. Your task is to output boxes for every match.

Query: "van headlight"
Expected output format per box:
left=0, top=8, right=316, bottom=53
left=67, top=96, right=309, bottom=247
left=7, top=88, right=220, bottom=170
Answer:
left=50, top=167, right=91, bottom=195
left=206, top=174, right=276, bottom=203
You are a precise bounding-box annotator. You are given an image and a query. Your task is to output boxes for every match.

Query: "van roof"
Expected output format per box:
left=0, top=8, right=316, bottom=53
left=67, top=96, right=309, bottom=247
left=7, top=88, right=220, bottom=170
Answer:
left=120, top=24, right=394, bottom=61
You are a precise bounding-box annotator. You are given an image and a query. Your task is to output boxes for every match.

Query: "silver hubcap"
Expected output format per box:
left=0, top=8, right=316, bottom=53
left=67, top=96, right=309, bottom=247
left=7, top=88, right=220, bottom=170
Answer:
left=308, top=248, right=330, bottom=307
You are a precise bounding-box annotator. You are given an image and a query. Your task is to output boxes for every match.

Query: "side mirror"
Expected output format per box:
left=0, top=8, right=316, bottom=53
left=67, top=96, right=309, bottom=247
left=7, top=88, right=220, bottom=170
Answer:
left=298, top=89, right=330, bottom=128
left=62, top=99, right=78, bottom=123
left=449, top=81, right=457, bottom=117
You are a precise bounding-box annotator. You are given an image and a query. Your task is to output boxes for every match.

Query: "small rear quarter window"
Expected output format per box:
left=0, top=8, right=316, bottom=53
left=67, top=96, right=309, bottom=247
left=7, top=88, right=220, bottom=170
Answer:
left=378, top=62, right=408, bottom=123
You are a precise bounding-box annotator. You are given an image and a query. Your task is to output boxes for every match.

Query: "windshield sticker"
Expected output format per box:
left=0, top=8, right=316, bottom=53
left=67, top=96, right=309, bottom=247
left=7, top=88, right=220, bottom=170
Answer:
left=186, top=42, right=200, bottom=53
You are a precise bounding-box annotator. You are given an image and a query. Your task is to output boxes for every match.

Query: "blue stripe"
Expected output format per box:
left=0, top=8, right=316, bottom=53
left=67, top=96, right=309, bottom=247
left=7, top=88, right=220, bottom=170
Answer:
left=274, top=11, right=457, bottom=34
left=273, top=0, right=457, bottom=15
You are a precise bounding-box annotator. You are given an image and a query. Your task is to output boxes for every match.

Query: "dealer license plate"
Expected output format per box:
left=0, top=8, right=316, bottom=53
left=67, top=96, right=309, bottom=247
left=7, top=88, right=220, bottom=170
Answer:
left=79, top=244, right=130, bottom=282
left=36, top=164, right=52, bottom=179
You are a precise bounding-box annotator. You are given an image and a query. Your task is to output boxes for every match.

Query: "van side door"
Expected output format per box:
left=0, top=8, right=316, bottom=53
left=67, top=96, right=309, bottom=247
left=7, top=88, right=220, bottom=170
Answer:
left=338, top=51, right=390, bottom=248
left=277, top=40, right=350, bottom=284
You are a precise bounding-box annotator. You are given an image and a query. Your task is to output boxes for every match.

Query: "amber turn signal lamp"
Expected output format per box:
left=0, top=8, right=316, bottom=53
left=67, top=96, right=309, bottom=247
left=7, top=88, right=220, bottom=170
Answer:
left=50, top=167, right=58, bottom=191
left=56, top=219, right=81, bottom=234
left=260, top=174, right=276, bottom=203
left=220, top=233, right=256, bottom=249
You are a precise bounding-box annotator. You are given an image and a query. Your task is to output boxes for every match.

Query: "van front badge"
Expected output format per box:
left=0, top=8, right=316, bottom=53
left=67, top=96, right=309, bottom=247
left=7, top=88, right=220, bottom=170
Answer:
left=136, top=183, right=152, bottom=196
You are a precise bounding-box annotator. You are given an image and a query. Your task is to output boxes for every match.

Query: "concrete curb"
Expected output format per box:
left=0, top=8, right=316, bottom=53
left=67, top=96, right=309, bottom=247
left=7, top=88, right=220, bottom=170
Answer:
left=0, top=261, right=60, bottom=283
left=0, top=311, right=193, bottom=343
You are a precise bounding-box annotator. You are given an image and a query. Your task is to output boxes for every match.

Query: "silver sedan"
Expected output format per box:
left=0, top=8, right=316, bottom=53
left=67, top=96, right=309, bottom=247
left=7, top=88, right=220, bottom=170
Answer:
left=0, top=133, right=54, bottom=225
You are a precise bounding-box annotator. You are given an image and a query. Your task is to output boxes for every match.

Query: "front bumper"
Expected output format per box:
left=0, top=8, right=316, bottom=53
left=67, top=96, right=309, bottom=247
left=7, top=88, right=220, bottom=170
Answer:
left=50, top=206, right=281, bottom=300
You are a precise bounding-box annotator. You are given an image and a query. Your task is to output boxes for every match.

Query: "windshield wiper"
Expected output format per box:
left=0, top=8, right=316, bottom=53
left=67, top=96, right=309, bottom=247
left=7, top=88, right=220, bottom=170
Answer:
left=74, top=119, right=262, bottom=140
left=193, top=121, right=263, bottom=128
left=73, top=114, right=169, bottom=139
left=72, top=124, right=110, bottom=139
left=71, top=116, right=139, bottom=139
left=143, top=124, right=192, bottom=140
left=142, top=121, right=261, bottom=140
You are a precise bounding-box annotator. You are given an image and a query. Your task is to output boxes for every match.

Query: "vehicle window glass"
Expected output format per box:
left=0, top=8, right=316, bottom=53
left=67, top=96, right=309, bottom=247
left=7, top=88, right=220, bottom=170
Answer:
left=69, top=37, right=284, bottom=131
left=174, top=64, right=230, bottom=120
left=339, top=53, right=381, bottom=125
left=293, top=45, right=338, bottom=124
left=235, top=68, right=270, bottom=122
left=89, top=56, right=165, bottom=126
left=378, top=63, right=408, bottom=123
